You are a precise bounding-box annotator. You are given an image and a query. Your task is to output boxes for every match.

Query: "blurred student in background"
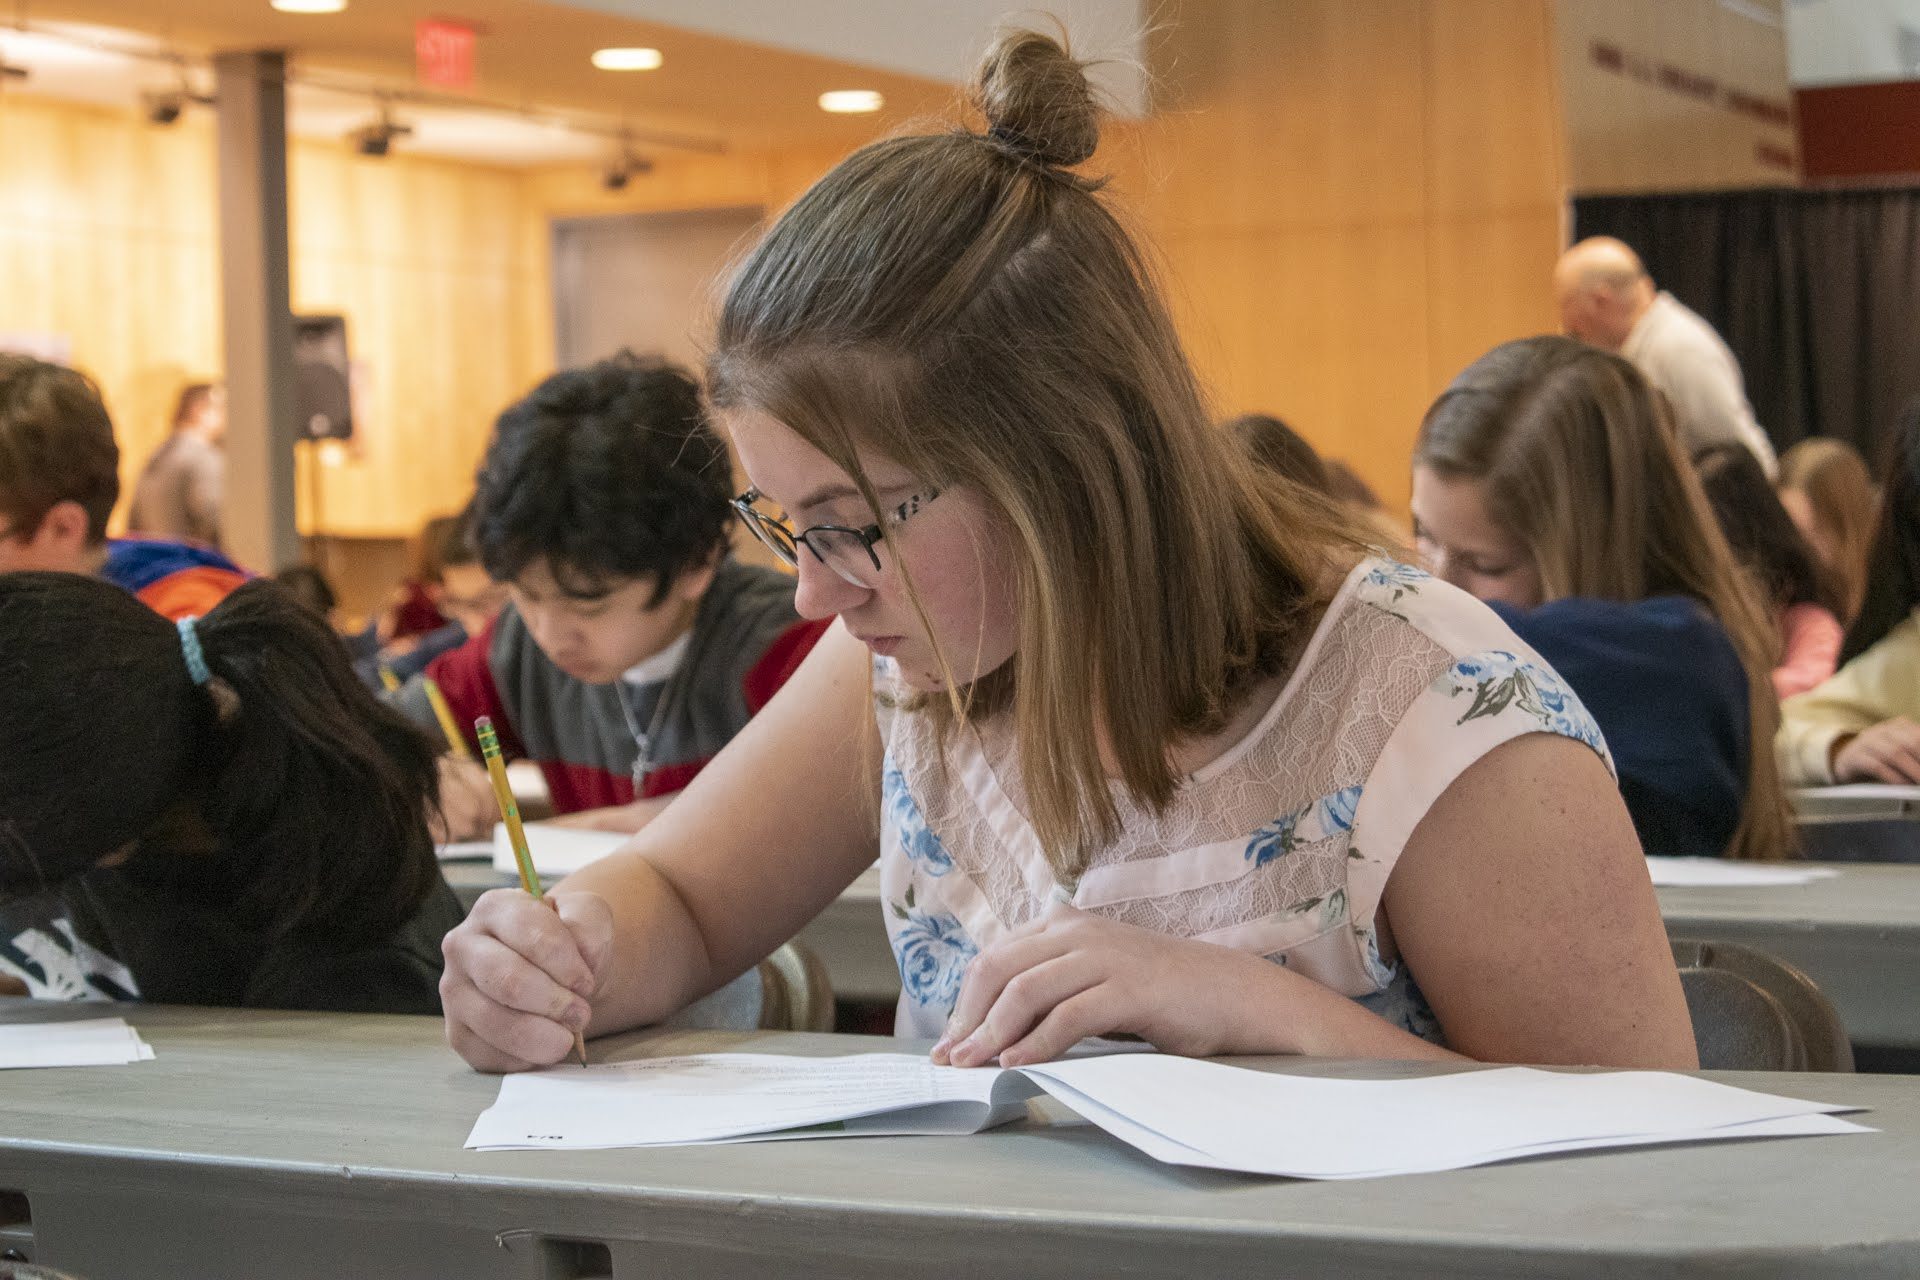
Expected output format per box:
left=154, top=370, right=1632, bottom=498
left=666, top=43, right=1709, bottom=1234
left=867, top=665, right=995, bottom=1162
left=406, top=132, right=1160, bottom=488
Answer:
left=1412, top=336, right=1791, bottom=860
left=399, top=353, right=827, bottom=837
left=1780, top=408, right=1920, bottom=785
left=353, top=506, right=504, bottom=687
left=128, top=380, right=226, bottom=549
left=1227, top=412, right=1405, bottom=548
left=0, top=355, right=245, bottom=618
left=1778, top=436, right=1882, bottom=626
left=1553, top=237, right=1775, bottom=475
left=1693, top=443, right=1844, bottom=699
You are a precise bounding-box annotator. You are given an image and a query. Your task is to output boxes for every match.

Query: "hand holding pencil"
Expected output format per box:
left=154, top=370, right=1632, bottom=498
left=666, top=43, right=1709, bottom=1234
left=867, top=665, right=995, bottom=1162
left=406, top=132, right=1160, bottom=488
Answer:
left=475, top=715, right=590, bottom=1067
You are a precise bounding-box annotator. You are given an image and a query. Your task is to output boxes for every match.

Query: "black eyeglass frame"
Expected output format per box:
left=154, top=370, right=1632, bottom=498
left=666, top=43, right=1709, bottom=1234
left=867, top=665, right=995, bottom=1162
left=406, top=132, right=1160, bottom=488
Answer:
left=729, top=486, right=942, bottom=582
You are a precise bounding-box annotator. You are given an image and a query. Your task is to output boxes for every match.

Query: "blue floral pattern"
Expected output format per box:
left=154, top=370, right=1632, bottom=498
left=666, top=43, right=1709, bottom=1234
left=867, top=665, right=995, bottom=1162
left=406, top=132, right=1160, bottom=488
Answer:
left=1360, top=560, right=1431, bottom=602
left=1355, top=967, right=1444, bottom=1044
left=1245, top=785, right=1362, bottom=867
left=890, top=893, right=977, bottom=1008
left=1441, top=651, right=1607, bottom=754
left=884, top=764, right=953, bottom=875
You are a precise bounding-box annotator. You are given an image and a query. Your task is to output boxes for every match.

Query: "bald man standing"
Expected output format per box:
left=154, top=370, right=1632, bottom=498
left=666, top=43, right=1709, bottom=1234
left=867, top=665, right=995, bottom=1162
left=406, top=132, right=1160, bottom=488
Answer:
left=1553, top=237, right=1777, bottom=476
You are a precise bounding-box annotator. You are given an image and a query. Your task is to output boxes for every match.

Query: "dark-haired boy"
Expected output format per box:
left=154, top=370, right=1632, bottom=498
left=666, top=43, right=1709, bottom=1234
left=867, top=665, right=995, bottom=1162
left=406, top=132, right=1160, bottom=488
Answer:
left=404, top=353, right=825, bottom=837
left=0, top=354, right=246, bottom=619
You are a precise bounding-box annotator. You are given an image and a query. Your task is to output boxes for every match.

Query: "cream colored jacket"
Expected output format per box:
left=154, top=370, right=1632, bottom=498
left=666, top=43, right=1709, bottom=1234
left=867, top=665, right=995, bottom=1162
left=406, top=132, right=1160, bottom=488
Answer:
left=1778, top=613, right=1920, bottom=784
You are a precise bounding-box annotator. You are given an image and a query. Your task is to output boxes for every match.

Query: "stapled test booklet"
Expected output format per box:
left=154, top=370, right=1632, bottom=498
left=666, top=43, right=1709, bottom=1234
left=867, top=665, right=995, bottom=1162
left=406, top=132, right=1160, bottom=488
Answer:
left=466, top=1051, right=1869, bottom=1179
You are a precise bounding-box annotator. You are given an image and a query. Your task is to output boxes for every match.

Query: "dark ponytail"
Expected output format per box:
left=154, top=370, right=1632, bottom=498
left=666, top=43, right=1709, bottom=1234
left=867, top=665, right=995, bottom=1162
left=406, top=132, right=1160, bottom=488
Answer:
left=0, top=574, right=440, bottom=946
left=1841, top=402, right=1920, bottom=664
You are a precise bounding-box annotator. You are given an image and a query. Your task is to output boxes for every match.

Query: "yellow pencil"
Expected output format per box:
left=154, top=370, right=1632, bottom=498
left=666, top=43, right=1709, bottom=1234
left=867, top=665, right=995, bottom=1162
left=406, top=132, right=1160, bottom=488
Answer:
left=377, top=665, right=401, bottom=693
left=421, top=676, right=472, bottom=759
left=476, top=715, right=588, bottom=1067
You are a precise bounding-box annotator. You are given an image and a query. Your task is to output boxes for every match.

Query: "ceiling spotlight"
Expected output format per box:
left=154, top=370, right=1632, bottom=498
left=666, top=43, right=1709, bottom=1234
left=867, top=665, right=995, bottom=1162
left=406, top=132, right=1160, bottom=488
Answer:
left=591, top=47, right=662, bottom=72
left=271, top=0, right=349, bottom=13
left=141, top=59, right=213, bottom=127
left=602, top=135, right=653, bottom=190
left=818, top=89, right=883, bottom=114
left=142, top=88, right=187, bottom=125
left=349, top=103, right=412, bottom=157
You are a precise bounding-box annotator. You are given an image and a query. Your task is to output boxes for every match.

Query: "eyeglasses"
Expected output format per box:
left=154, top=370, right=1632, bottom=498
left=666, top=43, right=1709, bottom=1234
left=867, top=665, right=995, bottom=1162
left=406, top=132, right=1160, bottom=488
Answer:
left=730, top=486, right=942, bottom=589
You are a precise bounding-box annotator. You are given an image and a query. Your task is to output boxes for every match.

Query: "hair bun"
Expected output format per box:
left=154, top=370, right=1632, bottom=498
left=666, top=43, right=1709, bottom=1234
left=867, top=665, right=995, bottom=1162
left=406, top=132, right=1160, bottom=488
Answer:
left=973, top=30, right=1101, bottom=170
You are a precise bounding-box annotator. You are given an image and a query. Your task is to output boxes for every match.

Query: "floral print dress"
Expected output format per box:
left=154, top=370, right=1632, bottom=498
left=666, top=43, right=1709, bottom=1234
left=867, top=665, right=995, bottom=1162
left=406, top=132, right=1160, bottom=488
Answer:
left=875, top=558, right=1612, bottom=1046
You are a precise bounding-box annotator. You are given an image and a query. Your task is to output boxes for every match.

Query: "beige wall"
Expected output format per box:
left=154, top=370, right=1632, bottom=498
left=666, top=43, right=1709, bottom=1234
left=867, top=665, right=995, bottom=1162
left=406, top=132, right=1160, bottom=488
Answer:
left=531, top=1, right=1572, bottom=515
left=1554, top=0, right=1798, bottom=194
left=0, top=93, right=544, bottom=547
left=13, top=0, right=1777, bottom=556
left=0, top=96, right=224, bottom=520
left=1109, top=0, right=1567, bottom=512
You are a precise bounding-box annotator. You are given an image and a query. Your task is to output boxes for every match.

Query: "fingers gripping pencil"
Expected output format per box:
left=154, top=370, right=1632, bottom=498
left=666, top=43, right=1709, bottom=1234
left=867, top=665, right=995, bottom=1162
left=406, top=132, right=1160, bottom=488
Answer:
left=476, top=715, right=589, bottom=1066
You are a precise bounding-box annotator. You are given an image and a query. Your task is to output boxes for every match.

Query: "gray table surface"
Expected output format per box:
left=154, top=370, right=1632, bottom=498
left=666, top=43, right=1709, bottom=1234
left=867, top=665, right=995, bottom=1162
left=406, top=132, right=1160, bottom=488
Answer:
left=456, top=860, right=1920, bottom=1054
left=1657, top=862, right=1920, bottom=1052
left=1, top=1001, right=1917, bottom=1279
left=1793, top=785, right=1920, bottom=825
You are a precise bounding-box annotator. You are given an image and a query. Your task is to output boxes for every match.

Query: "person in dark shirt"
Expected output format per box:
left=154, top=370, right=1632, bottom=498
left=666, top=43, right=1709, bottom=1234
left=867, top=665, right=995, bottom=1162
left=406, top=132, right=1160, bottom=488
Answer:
left=1409, top=336, right=1792, bottom=860
left=0, top=573, right=460, bottom=1012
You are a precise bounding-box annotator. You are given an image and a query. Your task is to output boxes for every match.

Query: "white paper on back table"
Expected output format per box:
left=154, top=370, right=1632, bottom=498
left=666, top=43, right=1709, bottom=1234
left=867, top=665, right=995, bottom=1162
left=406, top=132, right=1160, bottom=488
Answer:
left=0, top=1017, right=155, bottom=1069
left=1645, top=857, right=1842, bottom=887
left=488, top=822, right=628, bottom=877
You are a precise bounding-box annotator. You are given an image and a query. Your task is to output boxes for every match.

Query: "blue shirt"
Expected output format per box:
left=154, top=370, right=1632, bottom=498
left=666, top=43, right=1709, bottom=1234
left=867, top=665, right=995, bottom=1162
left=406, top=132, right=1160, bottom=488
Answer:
left=99, top=537, right=248, bottom=621
left=1492, top=596, right=1749, bottom=858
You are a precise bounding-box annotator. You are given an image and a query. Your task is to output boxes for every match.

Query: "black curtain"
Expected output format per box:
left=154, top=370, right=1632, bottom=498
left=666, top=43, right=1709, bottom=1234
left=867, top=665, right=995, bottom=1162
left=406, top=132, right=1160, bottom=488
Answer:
left=1574, top=186, right=1920, bottom=469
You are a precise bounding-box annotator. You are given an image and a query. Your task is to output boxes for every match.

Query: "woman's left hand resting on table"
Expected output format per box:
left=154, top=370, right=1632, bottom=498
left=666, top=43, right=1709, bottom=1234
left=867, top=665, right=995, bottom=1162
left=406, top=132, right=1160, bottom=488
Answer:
left=931, top=904, right=1458, bottom=1068
left=933, top=906, right=1313, bottom=1066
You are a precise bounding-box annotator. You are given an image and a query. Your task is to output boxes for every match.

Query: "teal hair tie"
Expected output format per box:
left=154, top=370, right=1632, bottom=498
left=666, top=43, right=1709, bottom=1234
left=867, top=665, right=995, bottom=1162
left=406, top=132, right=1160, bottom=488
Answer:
left=176, top=615, right=211, bottom=687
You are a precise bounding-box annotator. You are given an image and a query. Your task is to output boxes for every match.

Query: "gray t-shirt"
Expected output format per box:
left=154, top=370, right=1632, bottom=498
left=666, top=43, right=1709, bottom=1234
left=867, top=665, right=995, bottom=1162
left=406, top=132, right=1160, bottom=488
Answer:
left=129, top=434, right=225, bottom=547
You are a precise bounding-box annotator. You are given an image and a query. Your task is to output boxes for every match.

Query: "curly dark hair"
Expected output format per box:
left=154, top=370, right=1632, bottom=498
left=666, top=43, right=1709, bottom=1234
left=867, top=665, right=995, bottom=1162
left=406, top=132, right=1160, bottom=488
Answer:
left=472, top=352, right=732, bottom=606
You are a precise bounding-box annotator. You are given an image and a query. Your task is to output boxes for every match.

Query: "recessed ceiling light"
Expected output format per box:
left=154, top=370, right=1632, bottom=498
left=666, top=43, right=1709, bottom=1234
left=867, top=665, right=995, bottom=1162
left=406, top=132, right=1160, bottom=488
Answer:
left=271, top=0, right=348, bottom=13
left=818, top=89, right=883, bottom=114
left=591, top=47, right=663, bottom=72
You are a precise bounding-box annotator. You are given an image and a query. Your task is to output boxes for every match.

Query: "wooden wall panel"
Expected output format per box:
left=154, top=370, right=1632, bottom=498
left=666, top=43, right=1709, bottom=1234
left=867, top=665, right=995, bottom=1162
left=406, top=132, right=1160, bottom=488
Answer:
left=1100, top=0, right=1566, bottom=512
left=0, top=93, right=543, bottom=549
left=3, top=0, right=1578, bottom=553
left=0, top=98, right=223, bottom=514
left=1422, top=0, right=1568, bottom=394
left=287, top=138, right=541, bottom=540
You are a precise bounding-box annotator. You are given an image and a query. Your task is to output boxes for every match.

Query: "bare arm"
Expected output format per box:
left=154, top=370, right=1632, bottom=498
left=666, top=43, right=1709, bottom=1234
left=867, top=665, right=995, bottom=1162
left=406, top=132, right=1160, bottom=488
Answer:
left=547, top=795, right=675, bottom=833
left=441, top=621, right=881, bottom=1069
left=1381, top=733, right=1697, bottom=1067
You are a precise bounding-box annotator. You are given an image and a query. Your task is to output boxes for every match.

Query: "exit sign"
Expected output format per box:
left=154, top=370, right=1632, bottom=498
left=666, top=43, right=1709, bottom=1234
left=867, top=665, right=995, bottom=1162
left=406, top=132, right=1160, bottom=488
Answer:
left=416, top=18, right=476, bottom=89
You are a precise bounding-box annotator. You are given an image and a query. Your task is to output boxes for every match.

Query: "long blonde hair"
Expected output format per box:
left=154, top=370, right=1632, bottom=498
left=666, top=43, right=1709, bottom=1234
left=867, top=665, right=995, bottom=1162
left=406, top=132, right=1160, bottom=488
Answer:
left=1779, top=436, right=1880, bottom=623
left=709, top=31, right=1370, bottom=876
left=1413, top=337, right=1792, bottom=861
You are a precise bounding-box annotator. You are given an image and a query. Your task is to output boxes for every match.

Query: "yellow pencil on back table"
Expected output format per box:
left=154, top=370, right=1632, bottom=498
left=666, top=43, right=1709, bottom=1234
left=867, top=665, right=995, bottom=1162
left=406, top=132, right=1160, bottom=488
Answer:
left=477, top=714, right=589, bottom=1067
left=377, top=665, right=401, bottom=693
left=421, top=675, right=472, bottom=759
